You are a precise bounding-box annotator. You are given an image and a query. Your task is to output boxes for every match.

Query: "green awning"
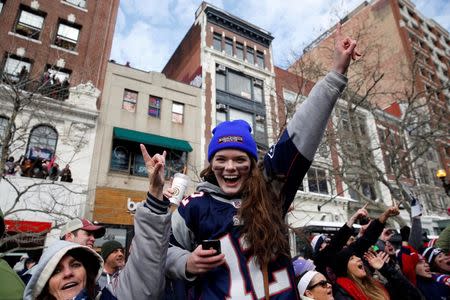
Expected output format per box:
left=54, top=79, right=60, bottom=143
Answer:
left=113, top=127, right=193, bottom=152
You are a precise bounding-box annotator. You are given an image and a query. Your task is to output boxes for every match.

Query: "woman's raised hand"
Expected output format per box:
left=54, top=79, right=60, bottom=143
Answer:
left=333, top=23, right=361, bottom=75
left=140, top=144, right=166, bottom=200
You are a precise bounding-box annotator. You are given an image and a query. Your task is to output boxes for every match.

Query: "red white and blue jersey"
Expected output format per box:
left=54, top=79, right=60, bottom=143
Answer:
left=171, top=130, right=311, bottom=300
left=168, top=71, right=347, bottom=299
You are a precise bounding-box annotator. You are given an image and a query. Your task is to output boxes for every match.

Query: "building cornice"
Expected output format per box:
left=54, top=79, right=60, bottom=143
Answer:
left=204, top=6, right=273, bottom=47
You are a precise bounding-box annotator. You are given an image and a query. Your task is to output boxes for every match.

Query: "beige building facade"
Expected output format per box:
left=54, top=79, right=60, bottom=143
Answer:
left=87, top=62, right=201, bottom=246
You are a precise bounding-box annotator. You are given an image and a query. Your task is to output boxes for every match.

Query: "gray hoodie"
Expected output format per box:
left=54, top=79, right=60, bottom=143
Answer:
left=23, top=240, right=103, bottom=300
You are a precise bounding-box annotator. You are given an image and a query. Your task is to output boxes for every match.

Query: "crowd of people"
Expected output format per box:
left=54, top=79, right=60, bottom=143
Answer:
left=0, top=23, right=449, bottom=300
left=4, top=156, right=73, bottom=182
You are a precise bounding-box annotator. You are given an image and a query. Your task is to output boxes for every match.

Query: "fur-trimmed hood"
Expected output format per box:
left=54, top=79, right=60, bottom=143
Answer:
left=23, top=240, right=103, bottom=300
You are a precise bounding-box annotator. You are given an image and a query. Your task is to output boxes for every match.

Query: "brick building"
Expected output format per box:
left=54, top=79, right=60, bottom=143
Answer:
left=0, top=0, right=119, bottom=105
left=0, top=0, right=119, bottom=255
left=278, top=0, right=449, bottom=251
left=162, top=2, right=280, bottom=165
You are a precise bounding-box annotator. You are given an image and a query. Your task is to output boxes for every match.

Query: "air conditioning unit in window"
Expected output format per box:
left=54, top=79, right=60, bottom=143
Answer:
left=255, top=115, right=265, bottom=122
left=216, top=64, right=226, bottom=72
left=253, top=79, right=263, bottom=87
left=216, top=103, right=227, bottom=111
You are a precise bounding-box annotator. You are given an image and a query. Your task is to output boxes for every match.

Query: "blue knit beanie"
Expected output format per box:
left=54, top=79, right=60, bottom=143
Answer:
left=208, top=120, right=257, bottom=161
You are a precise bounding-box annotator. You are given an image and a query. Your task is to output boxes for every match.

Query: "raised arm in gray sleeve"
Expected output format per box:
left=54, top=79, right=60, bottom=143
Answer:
left=286, top=71, right=347, bottom=161
left=114, top=203, right=171, bottom=300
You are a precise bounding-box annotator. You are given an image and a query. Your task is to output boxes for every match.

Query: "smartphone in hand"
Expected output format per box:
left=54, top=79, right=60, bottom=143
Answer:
left=201, top=240, right=221, bottom=255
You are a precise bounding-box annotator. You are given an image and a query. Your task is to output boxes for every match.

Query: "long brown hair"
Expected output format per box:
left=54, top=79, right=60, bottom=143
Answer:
left=200, top=157, right=290, bottom=267
left=347, top=271, right=390, bottom=300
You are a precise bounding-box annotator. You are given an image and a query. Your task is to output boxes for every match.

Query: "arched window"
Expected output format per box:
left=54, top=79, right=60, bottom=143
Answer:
left=27, top=125, right=58, bottom=159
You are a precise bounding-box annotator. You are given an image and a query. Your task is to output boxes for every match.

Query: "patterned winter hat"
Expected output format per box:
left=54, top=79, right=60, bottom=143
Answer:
left=422, top=247, right=443, bottom=265
left=208, top=120, right=257, bottom=161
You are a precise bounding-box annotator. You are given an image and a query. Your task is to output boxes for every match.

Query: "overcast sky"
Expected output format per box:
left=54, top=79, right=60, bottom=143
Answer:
left=111, top=0, right=450, bottom=72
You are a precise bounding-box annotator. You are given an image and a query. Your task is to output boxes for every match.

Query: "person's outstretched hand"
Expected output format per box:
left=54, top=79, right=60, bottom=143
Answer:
left=364, top=251, right=389, bottom=270
left=378, top=205, right=400, bottom=223
left=347, top=203, right=369, bottom=227
left=140, top=144, right=166, bottom=200
left=186, top=245, right=226, bottom=275
left=333, top=23, right=361, bottom=75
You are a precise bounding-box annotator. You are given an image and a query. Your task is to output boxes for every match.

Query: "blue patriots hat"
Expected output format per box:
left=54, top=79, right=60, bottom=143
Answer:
left=208, top=120, right=257, bottom=161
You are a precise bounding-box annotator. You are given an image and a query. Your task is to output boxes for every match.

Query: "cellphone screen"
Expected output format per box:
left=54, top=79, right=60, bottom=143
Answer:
left=201, top=240, right=221, bottom=254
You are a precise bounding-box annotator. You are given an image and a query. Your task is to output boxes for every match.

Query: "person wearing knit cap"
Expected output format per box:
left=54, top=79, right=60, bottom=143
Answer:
left=332, top=206, right=403, bottom=300
left=297, top=270, right=333, bottom=300
left=422, top=246, right=450, bottom=275
left=397, top=245, right=449, bottom=300
left=311, top=234, right=329, bottom=254
left=163, top=23, right=360, bottom=300
left=293, top=256, right=316, bottom=284
left=98, top=240, right=125, bottom=290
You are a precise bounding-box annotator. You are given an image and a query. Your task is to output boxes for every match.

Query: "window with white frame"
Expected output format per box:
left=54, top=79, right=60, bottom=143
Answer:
left=229, top=108, right=253, bottom=131
left=122, top=89, right=138, bottom=112
left=3, top=55, right=32, bottom=82
left=54, top=21, right=81, bottom=51
left=217, top=66, right=264, bottom=103
left=15, top=7, right=45, bottom=40
left=307, top=167, right=329, bottom=194
left=64, top=0, right=87, bottom=9
left=26, top=125, right=58, bottom=160
left=172, top=102, right=184, bottom=124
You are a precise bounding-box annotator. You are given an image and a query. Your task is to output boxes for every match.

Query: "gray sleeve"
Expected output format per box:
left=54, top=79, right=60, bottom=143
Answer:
left=114, top=203, right=171, bottom=300
left=409, top=217, right=423, bottom=251
left=165, top=210, right=196, bottom=281
left=286, top=71, right=347, bottom=161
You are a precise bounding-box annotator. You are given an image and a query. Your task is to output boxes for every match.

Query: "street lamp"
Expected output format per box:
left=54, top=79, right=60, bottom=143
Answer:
left=436, top=169, right=450, bottom=196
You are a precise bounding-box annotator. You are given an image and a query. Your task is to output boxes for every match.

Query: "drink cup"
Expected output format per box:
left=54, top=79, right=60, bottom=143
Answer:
left=169, top=173, right=190, bottom=205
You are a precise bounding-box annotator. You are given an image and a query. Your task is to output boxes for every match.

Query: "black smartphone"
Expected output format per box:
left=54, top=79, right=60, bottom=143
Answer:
left=201, top=239, right=221, bottom=254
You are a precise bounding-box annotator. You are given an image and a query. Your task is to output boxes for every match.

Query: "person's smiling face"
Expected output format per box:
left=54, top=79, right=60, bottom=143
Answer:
left=48, top=254, right=87, bottom=300
left=211, top=149, right=251, bottom=196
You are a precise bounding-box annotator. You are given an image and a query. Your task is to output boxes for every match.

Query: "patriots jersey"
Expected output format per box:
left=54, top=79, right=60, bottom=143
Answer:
left=170, top=130, right=312, bottom=299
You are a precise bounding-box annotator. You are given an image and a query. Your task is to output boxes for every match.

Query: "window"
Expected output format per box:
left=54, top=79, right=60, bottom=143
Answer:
left=27, top=125, right=58, bottom=160
left=308, top=167, right=328, bottom=194
left=256, top=51, right=265, bottom=68
left=216, top=72, right=226, bottom=90
left=349, top=181, right=377, bottom=201
left=229, top=71, right=252, bottom=99
left=216, top=66, right=264, bottom=103
left=110, top=139, right=186, bottom=179
left=253, top=79, right=263, bottom=103
left=229, top=108, right=253, bottom=131
left=54, top=21, right=81, bottom=51
left=3, top=55, right=31, bottom=82
left=148, top=96, right=161, bottom=118
left=236, top=42, right=244, bottom=60
left=225, top=37, right=233, bottom=56
left=0, top=1, right=4, bottom=14
left=216, top=111, right=226, bottom=126
left=172, top=102, right=184, bottom=124
left=122, top=89, right=138, bottom=112
left=213, top=33, right=222, bottom=51
left=64, top=0, right=87, bottom=9
left=15, top=7, right=45, bottom=40
left=246, top=48, right=254, bottom=64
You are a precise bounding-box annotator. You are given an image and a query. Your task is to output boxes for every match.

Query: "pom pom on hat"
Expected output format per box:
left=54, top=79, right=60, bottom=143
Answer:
left=292, top=257, right=316, bottom=277
left=207, top=120, right=257, bottom=161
